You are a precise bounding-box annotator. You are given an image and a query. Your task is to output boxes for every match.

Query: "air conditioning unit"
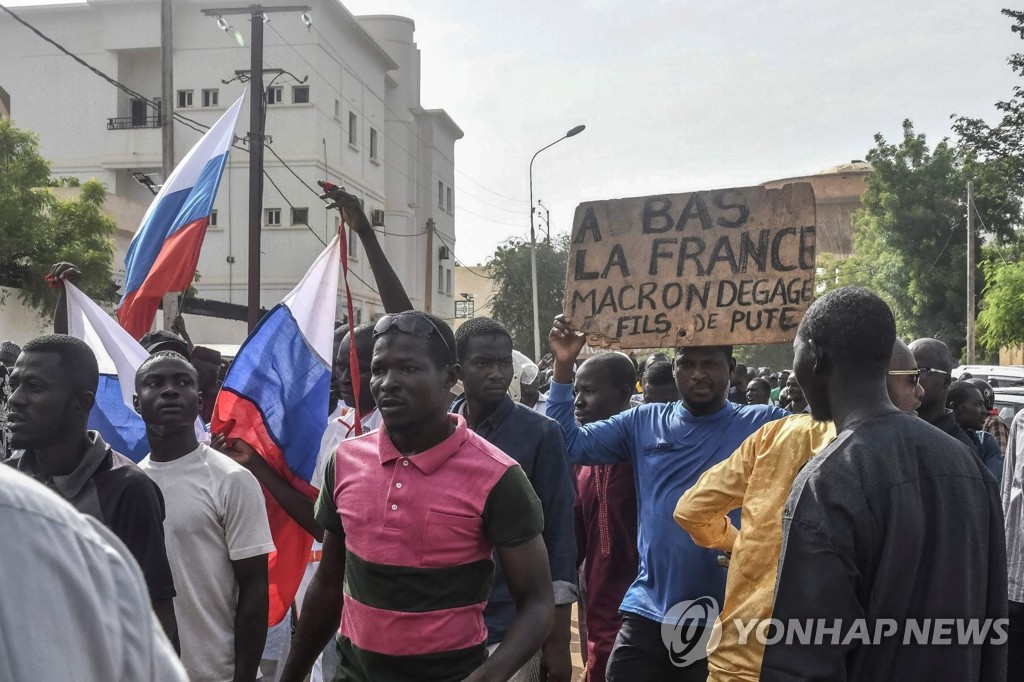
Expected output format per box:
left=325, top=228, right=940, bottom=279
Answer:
left=370, top=209, right=385, bottom=226
left=438, top=246, right=451, bottom=260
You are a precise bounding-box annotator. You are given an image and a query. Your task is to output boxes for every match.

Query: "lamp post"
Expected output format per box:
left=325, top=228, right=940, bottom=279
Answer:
left=529, top=124, right=585, bottom=361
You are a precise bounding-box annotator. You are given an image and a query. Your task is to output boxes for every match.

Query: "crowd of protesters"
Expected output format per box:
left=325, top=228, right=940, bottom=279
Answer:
left=0, top=192, right=1021, bottom=682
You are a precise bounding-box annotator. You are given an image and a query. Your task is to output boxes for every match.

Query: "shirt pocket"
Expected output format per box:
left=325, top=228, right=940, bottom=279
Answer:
left=421, top=510, right=484, bottom=568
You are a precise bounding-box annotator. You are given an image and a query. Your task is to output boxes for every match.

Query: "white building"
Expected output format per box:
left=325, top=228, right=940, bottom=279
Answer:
left=0, top=0, right=460, bottom=343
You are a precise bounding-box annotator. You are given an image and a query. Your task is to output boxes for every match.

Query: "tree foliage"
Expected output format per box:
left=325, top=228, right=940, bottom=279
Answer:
left=487, top=235, right=569, bottom=357
left=0, top=119, right=116, bottom=318
left=821, top=120, right=1017, bottom=358
left=953, top=9, right=1024, bottom=353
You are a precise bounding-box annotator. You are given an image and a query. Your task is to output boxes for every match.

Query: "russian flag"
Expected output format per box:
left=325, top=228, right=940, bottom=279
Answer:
left=64, top=283, right=205, bottom=461
left=118, top=93, right=245, bottom=339
left=212, top=234, right=341, bottom=626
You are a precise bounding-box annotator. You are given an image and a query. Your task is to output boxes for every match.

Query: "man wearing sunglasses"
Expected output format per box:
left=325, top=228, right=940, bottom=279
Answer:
left=282, top=311, right=555, bottom=682
left=885, top=339, right=925, bottom=413
left=910, top=338, right=979, bottom=455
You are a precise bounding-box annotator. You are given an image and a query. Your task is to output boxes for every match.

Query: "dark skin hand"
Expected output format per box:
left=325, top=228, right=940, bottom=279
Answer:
left=319, top=181, right=413, bottom=313
left=230, top=554, right=270, bottom=682
left=169, top=314, right=195, bottom=351
left=48, top=261, right=81, bottom=334
left=211, top=433, right=324, bottom=541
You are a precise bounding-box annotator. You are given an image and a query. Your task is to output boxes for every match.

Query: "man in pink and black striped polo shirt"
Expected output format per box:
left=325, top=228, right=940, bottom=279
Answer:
left=281, top=311, right=555, bottom=682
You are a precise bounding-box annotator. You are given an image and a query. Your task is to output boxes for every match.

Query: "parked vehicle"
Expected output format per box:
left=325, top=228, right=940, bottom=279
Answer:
left=952, top=365, right=1024, bottom=387
left=993, top=387, right=1024, bottom=428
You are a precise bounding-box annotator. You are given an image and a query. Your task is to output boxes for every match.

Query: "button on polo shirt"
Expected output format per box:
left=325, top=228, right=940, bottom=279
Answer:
left=314, top=414, right=543, bottom=682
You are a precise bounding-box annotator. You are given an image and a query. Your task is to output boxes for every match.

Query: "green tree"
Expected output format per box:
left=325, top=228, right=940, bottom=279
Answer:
left=0, top=120, right=116, bottom=318
left=977, top=256, right=1024, bottom=353
left=487, top=235, right=569, bottom=357
left=823, top=120, right=1016, bottom=357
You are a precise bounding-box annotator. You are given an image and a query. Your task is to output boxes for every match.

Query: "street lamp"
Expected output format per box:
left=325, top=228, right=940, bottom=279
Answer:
left=529, top=124, right=585, bottom=361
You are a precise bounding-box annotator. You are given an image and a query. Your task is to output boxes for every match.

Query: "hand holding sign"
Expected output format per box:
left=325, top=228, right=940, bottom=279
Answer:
left=549, top=314, right=587, bottom=364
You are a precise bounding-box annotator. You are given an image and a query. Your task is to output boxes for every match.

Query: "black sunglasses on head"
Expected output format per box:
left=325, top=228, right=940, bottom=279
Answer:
left=372, top=312, right=455, bottom=364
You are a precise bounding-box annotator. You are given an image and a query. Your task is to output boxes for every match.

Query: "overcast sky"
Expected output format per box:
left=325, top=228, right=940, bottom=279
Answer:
left=8, top=0, right=1022, bottom=265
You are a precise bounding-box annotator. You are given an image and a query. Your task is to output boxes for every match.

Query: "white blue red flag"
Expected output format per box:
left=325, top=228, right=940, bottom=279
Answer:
left=118, top=93, right=245, bottom=339
left=65, top=283, right=205, bottom=460
left=212, top=234, right=341, bottom=625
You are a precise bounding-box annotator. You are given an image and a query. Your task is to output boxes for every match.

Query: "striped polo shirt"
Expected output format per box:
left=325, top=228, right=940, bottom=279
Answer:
left=314, top=414, right=543, bottom=681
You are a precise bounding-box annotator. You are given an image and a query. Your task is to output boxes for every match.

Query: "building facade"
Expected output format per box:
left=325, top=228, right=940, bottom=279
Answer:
left=0, top=0, right=460, bottom=343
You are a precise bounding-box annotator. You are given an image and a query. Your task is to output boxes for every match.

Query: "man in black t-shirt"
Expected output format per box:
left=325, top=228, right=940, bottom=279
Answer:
left=761, top=287, right=1007, bottom=682
left=4, top=335, right=178, bottom=649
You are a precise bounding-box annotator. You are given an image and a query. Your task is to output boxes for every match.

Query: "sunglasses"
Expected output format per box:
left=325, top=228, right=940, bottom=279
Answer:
left=372, top=312, right=455, bottom=364
left=888, top=368, right=923, bottom=386
left=917, top=367, right=950, bottom=381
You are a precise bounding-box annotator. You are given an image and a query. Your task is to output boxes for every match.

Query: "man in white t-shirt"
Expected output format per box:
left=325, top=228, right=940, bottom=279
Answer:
left=136, top=352, right=275, bottom=682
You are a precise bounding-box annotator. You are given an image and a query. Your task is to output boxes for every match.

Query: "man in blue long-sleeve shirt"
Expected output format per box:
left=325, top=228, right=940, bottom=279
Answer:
left=548, top=315, right=787, bottom=682
left=452, top=317, right=578, bottom=682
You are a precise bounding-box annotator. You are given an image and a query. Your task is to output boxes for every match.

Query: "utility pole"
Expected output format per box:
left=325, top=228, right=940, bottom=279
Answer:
left=966, top=180, right=976, bottom=364
left=160, top=0, right=178, bottom=329
left=424, top=219, right=435, bottom=313
left=201, top=4, right=310, bottom=332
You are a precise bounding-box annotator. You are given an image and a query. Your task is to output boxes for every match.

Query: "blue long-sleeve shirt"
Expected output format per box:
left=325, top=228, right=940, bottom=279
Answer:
left=547, top=380, right=788, bottom=623
left=451, top=395, right=578, bottom=644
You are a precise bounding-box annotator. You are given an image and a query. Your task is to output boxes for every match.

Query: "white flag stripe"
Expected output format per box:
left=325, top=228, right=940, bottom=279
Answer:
left=281, top=234, right=341, bottom=366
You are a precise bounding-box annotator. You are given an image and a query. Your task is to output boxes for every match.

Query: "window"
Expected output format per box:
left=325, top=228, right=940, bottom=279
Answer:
left=348, top=112, right=357, bottom=146
left=291, top=207, right=308, bottom=226
left=369, top=128, right=378, bottom=160
left=348, top=226, right=359, bottom=259
left=209, top=209, right=218, bottom=227
left=446, top=187, right=453, bottom=214
left=446, top=269, right=452, bottom=296
left=201, top=89, right=219, bottom=107
left=353, top=308, right=362, bottom=325
left=292, top=86, right=309, bottom=104
left=455, top=299, right=475, bottom=319
left=267, top=87, right=283, bottom=105
left=438, top=181, right=445, bottom=208
left=334, top=99, right=340, bottom=118
left=176, top=90, right=193, bottom=108
left=438, top=264, right=444, bottom=293
left=265, top=208, right=281, bottom=226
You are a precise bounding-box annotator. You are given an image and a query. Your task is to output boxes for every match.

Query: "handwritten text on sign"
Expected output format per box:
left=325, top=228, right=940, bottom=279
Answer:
left=563, top=183, right=816, bottom=348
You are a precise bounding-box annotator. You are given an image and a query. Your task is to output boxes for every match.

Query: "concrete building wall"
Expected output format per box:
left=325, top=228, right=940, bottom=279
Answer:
left=0, top=0, right=459, bottom=344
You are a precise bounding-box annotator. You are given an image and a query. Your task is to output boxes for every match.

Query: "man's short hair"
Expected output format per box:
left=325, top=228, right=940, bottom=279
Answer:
left=643, top=360, right=675, bottom=387
left=376, top=312, right=457, bottom=370
left=797, top=286, right=895, bottom=372
left=134, top=351, right=197, bottom=389
left=748, top=377, right=771, bottom=394
left=454, top=316, right=512, bottom=361
left=968, top=378, right=995, bottom=410
left=674, top=345, right=733, bottom=361
left=947, top=380, right=980, bottom=408
left=139, top=330, right=191, bottom=360
left=581, top=352, right=637, bottom=391
left=22, top=334, right=99, bottom=394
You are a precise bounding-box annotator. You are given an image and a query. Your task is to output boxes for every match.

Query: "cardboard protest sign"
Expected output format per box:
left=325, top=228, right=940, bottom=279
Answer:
left=563, top=183, right=816, bottom=348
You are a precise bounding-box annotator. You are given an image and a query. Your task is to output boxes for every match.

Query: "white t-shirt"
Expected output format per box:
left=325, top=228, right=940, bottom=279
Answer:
left=140, top=444, right=275, bottom=682
left=0, top=464, right=187, bottom=681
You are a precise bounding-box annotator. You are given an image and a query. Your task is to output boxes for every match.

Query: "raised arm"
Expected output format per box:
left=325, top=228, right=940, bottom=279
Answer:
left=48, top=261, right=81, bottom=334
left=320, top=181, right=413, bottom=314
left=546, top=315, right=633, bottom=465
